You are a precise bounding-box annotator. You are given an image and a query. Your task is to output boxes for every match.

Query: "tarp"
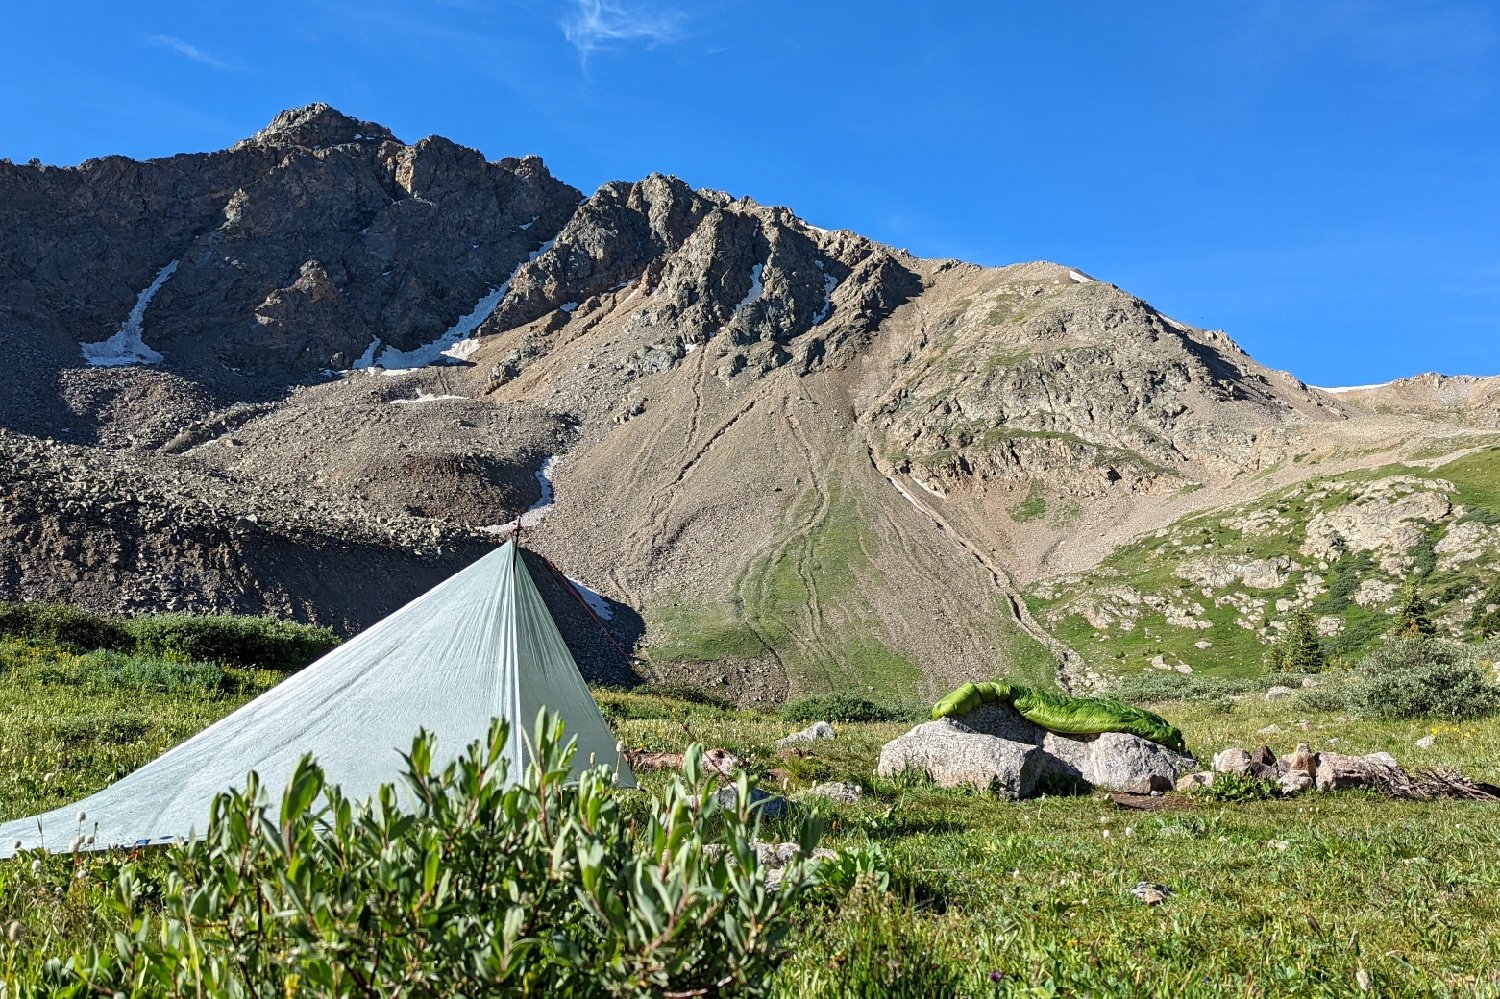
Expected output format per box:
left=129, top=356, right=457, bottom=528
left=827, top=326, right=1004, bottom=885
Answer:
left=932, top=681, right=1186, bottom=752
left=1, top=540, right=633, bottom=857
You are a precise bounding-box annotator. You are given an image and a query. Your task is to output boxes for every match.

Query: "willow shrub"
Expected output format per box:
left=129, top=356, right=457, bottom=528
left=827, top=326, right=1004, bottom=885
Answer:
left=38, top=713, right=824, bottom=997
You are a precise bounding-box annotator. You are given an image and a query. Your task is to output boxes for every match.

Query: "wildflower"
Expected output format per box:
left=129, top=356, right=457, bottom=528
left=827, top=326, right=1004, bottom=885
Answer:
left=4, top=920, right=20, bottom=943
left=1102, top=829, right=1111, bottom=839
left=989, top=970, right=1005, bottom=982
left=1124, top=826, right=1135, bottom=838
left=76, top=810, right=86, bottom=824
left=29, top=859, right=41, bottom=875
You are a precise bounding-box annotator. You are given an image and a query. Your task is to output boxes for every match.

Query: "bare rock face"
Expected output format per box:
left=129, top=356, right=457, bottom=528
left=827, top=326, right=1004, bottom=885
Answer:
left=876, top=702, right=1192, bottom=797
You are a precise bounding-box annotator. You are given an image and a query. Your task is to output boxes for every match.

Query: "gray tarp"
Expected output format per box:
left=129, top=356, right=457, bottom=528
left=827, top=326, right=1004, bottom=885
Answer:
left=1, top=540, right=633, bottom=857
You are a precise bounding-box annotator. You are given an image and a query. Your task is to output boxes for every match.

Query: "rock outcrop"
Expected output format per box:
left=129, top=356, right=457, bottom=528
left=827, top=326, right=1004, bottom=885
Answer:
left=875, top=702, right=1193, bottom=796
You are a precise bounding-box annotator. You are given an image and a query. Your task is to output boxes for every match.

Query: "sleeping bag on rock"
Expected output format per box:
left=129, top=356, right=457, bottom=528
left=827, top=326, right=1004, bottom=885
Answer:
left=931, top=681, right=1187, bottom=753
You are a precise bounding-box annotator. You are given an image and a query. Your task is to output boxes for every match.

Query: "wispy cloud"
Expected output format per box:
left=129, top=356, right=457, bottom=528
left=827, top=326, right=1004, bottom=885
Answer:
left=146, top=34, right=231, bottom=70
left=560, top=0, right=685, bottom=63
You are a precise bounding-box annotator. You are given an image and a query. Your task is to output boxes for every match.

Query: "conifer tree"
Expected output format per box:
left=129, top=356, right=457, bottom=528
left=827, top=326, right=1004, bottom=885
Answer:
left=1272, top=607, right=1325, bottom=673
left=1393, top=579, right=1437, bottom=638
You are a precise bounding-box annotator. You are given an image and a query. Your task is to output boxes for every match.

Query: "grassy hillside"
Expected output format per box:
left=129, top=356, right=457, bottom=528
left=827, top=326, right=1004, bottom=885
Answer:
left=648, top=477, right=1057, bottom=703
left=1029, top=447, right=1500, bottom=681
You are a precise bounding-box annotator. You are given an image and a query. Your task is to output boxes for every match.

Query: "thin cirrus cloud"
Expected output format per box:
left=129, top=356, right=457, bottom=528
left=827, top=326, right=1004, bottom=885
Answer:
left=559, top=0, right=685, bottom=62
left=146, top=34, right=231, bottom=70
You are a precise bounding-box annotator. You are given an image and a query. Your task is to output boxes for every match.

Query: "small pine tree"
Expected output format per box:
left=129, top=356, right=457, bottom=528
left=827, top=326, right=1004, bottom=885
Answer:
left=1393, top=579, right=1437, bottom=638
left=1271, top=607, right=1325, bottom=673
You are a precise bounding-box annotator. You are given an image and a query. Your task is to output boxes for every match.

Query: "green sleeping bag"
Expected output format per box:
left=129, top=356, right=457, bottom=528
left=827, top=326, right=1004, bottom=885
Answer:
left=931, top=681, right=1186, bottom=753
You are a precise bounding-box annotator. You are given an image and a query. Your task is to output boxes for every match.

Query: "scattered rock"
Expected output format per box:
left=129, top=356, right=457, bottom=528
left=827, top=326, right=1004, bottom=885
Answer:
left=1300, top=677, right=1320, bottom=688
left=776, top=721, right=835, bottom=746
left=1130, top=882, right=1172, bottom=905
left=1176, top=771, right=1214, bottom=791
left=1265, top=686, right=1295, bottom=701
left=1415, top=735, right=1436, bottom=750
left=1313, top=751, right=1404, bottom=793
left=802, top=781, right=864, bottom=805
left=1257, top=724, right=1283, bottom=736
left=1278, top=772, right=1313, bottom=796
left=1212, top=747, right=1253, bottom=775
left=691, top=785, right=791, bottom=818
left=1248, top=745, right=1278, bottom=779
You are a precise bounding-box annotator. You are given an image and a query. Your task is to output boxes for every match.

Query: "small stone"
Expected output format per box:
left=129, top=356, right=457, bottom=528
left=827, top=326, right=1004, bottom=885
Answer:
left=1212, top=747, right=1252, bottom=775
left=1415, top=735, right=1436, bottom=749
left=1301, top=677, right=1320, bottom=688
left=1130, top=882, right=1172, bottom=905
left=1176, top=771, right=1215, bottom=791
left=803, top=781, right=864, bottom=804
left=1258, top=724, right=1283, bottom=736
left=1286, top=743, right=1317, bottom=778
left=1265, top=686, right=1295, bottom=701
left=1278, top=772, right=1313, bottom=796
left=777, top=721, right=835, bottom=746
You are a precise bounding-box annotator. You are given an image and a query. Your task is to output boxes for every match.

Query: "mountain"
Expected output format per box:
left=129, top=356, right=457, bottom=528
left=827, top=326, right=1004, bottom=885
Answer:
left=2, top=104, right=1494, bottom=701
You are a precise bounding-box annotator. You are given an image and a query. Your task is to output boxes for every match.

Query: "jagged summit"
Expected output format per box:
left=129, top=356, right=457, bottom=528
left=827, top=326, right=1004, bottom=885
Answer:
left=233, top=103, right=398, bottom=151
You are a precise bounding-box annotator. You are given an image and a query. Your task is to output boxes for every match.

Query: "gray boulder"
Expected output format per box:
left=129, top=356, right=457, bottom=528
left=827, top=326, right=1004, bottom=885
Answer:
left=876, top=702, right=1193, bottom=798
left=777, top=721, right=835, bottom=746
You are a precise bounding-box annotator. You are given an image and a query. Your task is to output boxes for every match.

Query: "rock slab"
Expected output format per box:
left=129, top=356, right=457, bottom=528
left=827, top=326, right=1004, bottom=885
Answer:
left=876, top=703, right=1193, bottom=798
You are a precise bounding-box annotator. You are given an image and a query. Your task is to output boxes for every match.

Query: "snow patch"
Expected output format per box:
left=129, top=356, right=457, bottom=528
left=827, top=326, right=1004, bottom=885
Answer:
left=1068, top=269, right=1092, bottom=284
left=567, top=575, right=615, bottom=620
left=376, top=238, right=557, bottom=373
left=1314, top=382, right=1394, bottom=394
left=737, top=263, right=765, bottom=309
left=520, top=216, right=538, bottom=231
left=352, top=338, right=382, bottom=370
left=559, top=302, right=578, bottom=313
left=81, top=260, right=178, bottom=367
left=812, top=259, right=839, bottom=326
left=391, top=391, right=466, bottom=404
left=887, top=476, right=923, bottom=510
left=520, top=455, right=557, bottom=527
left=913, top=476, right=947, bottom=499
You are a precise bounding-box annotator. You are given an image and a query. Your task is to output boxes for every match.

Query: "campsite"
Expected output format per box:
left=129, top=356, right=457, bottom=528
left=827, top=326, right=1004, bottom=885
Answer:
left=2, top=556, right=1499, bottom=994
left=5, top=3, right=1500, bottom=995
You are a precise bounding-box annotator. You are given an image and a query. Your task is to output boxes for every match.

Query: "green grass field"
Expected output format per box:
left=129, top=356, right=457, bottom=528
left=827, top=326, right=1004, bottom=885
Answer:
left=3, top=622, right=1500, bottom=996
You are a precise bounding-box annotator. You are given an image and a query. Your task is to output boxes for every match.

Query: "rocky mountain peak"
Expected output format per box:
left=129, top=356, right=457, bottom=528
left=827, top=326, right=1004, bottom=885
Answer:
left=233, top=104, right=397, bottom=151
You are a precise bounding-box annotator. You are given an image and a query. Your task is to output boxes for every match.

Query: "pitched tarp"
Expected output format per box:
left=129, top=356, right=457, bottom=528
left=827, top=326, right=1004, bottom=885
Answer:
left=1, top=540, right=633, bottom=857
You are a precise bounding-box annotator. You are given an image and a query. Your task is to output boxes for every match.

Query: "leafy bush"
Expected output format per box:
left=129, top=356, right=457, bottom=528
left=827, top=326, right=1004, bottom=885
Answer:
left=72, top=650, right=232, bottom=696
left=39, top=713, right=824, bottom=997
left=126, top=613, right=338, bottom=671
left=781, top=693, right=920, bottom=724
left=0, top=603, right=337, bottom=672
left=0, top=602, right=131, bottom=653
left=1293, top=687, right=1345, bottom=714
left=1191, top=773, right=1277, bottom=803
left=1344, top=639, right=1500, bottom=720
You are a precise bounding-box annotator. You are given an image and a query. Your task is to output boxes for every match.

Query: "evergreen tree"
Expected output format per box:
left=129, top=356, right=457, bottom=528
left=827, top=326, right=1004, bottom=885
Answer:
left=1393, top=579, right=1437, bottom=638
left=1271, top=607, right=1324, bottom=673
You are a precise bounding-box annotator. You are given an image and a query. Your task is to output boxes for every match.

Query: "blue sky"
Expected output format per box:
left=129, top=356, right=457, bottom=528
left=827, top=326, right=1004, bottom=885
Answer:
left=2, top=1, right=1496, bottom=385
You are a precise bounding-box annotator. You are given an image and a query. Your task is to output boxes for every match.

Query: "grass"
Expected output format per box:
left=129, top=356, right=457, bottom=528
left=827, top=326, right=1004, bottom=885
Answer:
left=647, top=481, right=949, bottom=700
left=6, top=646, right=1500, bottom=995
left=1011, top=482, right=1047, bottom=523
